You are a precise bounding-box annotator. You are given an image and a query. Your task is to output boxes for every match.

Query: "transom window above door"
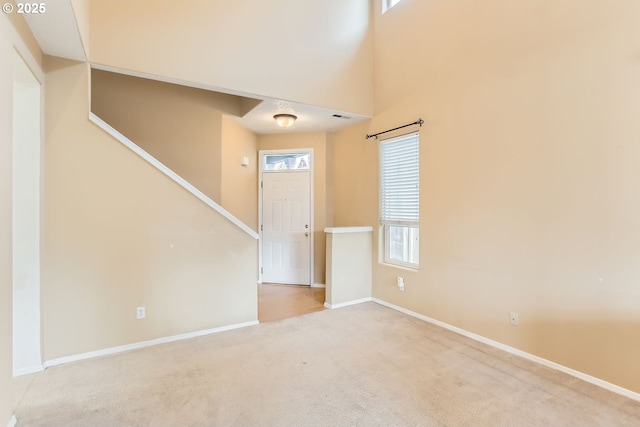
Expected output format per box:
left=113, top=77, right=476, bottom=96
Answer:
left=263, top=153, right=310, bottom=171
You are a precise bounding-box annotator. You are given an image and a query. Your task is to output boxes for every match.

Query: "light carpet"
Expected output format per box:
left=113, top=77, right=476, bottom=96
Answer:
left=14, top=302, right=640, bottom=426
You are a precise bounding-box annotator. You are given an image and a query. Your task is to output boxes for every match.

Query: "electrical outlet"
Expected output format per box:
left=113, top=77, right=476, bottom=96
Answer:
left=137, top=306, right=146, bottom=319
left=510, top=311, right=519, bottom=326
left=397, top=276, right=405, bottom=291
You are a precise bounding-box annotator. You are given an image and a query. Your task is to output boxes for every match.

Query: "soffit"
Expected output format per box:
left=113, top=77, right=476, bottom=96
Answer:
left=23, top=2, right=369, bottom=134
left=22, top=0, right=86, bottom=62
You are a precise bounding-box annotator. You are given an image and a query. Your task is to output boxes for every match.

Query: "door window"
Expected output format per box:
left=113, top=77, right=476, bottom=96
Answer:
left=263, top=153, right=310, bottom=171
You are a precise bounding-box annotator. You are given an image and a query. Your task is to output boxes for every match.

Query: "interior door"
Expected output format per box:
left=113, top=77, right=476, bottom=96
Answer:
left=262, top=171, right=311, bottom=285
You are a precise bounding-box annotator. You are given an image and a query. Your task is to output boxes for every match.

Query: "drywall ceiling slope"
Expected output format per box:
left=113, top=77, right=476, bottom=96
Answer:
left=236, top=97, right=369, bottom=135
left=88, top=0, right=373, bottom=117
left=22, top=0, right=371, bottom=134
left=91, top=64, right=368, bottom=135
left=22, top=0, right=86, bottom=62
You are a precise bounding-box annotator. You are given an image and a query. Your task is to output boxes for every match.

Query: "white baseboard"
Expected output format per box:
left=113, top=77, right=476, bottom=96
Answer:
left=311, top=283, right=326, bottom=288
left=324, top=297, right=372, bottom=309
left=44, top=320, right=259, bottom=368
left=372, top=298, right=640, bottom=403
left=13, top=363, right=45, bottom=377
left=6, top=415, right=17, bottom=427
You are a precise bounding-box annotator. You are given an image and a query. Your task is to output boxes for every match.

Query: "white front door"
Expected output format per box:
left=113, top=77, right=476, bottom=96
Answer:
left=262, top=171, right=311, bottom=285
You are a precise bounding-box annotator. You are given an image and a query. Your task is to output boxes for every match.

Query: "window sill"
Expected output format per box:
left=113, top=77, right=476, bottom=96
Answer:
left=380, top=261, right=419, bottom=272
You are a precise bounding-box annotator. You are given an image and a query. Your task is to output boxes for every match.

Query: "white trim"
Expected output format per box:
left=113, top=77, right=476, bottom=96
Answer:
left=372, top=298, right=640, bottom=403
left=1, top=20, right=42, bottom=427
left=311, top=283, right=326, bottom=289
left=13, top=363, right=45, bottom=377
left=44, top=320, right=259, bottom=368
left=11, top=48, right=44, bottom=383
left=324, top=227, right=373, bottom=234
left=324, top=297, right=372, bottom=309
left=89, top=113, right=258, bottom=240
left=258, top=149, right=314, bottom=285
left=379, top=261, right=419, bottom=273
left=382, top=0, right=402, bottom=14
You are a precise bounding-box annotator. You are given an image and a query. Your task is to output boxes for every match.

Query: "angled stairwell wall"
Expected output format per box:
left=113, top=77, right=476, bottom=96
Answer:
left=91, top=69, right=246, bottom=205
left=87, top=0, right=373, bottom=116
left=43, top=56, right=258, bottom=361
left=221, top=117, right=258, bottom=232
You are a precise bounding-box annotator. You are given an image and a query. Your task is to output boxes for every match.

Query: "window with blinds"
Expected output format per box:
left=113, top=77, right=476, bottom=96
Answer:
left=379, top=132, right=419, bottom=267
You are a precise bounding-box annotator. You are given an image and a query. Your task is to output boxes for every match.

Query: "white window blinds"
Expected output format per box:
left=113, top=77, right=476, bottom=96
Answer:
left=380, top=132, right=419, bottom=226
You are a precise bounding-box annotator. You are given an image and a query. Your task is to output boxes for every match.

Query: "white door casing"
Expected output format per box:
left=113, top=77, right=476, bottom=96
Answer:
left=261, top=171, right=311, bottom=285
left=12, top=48, right=43, bottom=376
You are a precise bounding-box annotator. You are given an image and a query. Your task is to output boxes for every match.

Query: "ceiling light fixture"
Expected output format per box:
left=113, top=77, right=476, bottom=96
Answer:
left=274, top=113, right=297, bottom=128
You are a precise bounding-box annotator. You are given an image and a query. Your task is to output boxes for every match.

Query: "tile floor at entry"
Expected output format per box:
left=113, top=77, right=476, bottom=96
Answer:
left=258, top=283, right=325, bottom=323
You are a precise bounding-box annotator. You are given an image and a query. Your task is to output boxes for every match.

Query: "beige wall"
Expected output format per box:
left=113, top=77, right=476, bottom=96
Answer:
left=43, top=56, right=258, bottom=360
left=221, top=117, right=258, bottom=231
left=91, top=70, right=251, bottom=203
left=88, top=0, right=373, bottom=116
left=325, top=230, right=372, bottom=306
left=258, top=133, right=333, bottom=285
left=333, top=0, right=640, bottom=393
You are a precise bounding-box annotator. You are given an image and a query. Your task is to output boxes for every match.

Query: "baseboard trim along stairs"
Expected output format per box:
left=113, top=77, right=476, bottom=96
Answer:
left=44, top=320, right=259, bottom=368
left=371, top=298, right=640, bottom=403
left=6, top=415, right=17, bottom=427
left=88, top=112, right=258, bottom=240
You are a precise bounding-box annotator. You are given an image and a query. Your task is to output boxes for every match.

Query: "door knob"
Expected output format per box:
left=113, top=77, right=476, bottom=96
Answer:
left=305, top=232, right=309, bottom=237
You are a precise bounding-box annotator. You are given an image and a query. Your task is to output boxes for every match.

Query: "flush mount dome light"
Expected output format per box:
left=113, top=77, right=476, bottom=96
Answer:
left=274, top=113, right=297, bottom=128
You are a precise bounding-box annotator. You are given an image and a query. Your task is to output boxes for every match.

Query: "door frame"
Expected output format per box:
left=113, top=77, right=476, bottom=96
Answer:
left=258, top=148, right=314, bottom=285
left=12, top=47, right=44, bottom=376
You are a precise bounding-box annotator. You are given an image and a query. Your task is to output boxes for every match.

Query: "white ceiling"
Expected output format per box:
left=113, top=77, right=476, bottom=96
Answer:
left=22, top=0, right=86, bottom=62
left=231, top=97, right=367, bottom=135
left=22, top=1, right=369, bottom=135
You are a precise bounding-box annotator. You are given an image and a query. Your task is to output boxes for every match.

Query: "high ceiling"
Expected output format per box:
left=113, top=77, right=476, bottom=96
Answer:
left=23, top=0, right=369, bottom=135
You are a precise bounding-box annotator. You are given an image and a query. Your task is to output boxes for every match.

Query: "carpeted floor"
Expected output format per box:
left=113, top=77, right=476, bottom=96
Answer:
left=14, top=302, right=640, bottom=426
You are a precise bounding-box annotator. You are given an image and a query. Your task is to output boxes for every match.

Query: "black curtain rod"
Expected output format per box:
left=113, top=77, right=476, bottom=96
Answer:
left=366, top=118, right=424, bottom=140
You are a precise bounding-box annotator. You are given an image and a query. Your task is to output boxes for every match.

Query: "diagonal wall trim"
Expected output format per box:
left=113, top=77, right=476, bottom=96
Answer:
left=44, top=320, right=259, bottom=368
left=89, top=112, right=259, bottom=239
left=372, top=298, right=640, bottom=403
left=6, top=415, right=16, bottom=427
